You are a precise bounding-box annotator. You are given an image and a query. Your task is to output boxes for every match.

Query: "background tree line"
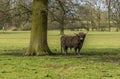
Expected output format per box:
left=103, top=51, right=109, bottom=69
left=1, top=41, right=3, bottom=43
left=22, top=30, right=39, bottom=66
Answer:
left=0, top=0, right=120, bottom=32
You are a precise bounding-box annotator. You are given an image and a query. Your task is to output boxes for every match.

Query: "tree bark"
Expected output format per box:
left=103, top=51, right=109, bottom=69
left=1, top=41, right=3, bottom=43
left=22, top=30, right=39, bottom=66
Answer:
left=60, top=21, right=64, bottom=35
left=108, top=0, right=111, bottom=32
left=116, top=23, right=118, bottom=32
left=25, top=0, right=52, bottom=56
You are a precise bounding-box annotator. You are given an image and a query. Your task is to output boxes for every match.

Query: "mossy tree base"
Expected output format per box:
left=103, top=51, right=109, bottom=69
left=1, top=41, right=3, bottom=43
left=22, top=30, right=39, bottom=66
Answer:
left=25, top=47, right=52, bottom=56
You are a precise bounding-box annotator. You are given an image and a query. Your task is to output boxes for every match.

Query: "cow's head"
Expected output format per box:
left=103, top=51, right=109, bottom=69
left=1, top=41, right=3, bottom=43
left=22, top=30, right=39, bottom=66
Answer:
left=76, top=32, right=86, bottom=43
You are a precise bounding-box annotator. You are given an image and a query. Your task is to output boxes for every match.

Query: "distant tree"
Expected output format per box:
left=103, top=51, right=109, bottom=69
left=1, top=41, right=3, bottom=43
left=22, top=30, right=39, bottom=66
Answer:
left=10, top=0, right=32, bottom=29
left=0, top=0, right=11, bottom=29
left=111, top=0, right=120, bottom=32
left=0, top=0, right=32, bottom=30
left=48, top=0, right=77, bottom=35
left=106, top=0, right=112, bottom=31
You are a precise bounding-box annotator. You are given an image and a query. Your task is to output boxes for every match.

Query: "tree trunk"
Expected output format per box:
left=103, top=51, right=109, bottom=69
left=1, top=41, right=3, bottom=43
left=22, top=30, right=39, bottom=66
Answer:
left=116, top=23, right=119, bottom=32
left=98, top=11, right=101, bottom=31
left=25, top=0, right=52, bottom=56
left=60, top=27, right=64, bottom=35
left=60, top=21, right=64, bottom=35
left=108, top=0, right=111, bottom=32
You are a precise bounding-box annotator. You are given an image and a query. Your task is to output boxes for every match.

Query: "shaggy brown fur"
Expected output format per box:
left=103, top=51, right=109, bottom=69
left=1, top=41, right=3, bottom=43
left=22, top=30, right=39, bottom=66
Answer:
left=61, top=32, right=86, bottom=55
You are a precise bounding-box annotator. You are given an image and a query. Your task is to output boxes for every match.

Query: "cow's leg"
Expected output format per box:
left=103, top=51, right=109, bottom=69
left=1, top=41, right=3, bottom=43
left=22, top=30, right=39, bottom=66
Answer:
left=74, top=48, right=77, bottom=55
left=64, top=47, right=68, bottom=55
left=66, top=47, right=68, bottom=55
left=78, top=44, right=83, bottom=55
left=78, top=48, right=81, bottom=55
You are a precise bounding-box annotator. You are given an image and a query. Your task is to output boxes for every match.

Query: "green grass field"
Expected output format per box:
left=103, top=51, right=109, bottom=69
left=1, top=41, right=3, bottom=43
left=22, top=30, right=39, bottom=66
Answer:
left=0, top=31, right=120, bottom=79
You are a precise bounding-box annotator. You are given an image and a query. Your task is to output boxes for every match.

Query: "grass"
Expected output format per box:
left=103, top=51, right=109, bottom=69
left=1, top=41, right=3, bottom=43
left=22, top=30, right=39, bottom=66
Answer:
left=0, top=30, right=120, bottom=79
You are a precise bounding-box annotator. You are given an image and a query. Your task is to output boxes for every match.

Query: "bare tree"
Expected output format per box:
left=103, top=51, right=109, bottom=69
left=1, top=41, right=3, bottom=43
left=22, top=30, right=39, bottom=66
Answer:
left=48, top=0, right=78, bottom=35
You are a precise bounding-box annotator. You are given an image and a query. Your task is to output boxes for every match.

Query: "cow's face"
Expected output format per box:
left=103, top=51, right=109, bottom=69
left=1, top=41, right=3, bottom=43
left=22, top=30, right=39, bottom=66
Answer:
left=81, top=34, right=86, bottom=40
left=77, top=33, right=86, bottom=42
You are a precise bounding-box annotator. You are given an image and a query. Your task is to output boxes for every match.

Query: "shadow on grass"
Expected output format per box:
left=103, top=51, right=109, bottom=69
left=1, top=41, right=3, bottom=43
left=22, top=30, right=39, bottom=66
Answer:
left=52, top=48, right=120, bottom=55
left=0, top=48, right=120, bottom=64
left=1, top=48, right=120, bottom=56
left=51, top=48, right=120, bottom=64
left=0, top=50, right=25, bottom=56
left=79, top=48, right=120, bottom=64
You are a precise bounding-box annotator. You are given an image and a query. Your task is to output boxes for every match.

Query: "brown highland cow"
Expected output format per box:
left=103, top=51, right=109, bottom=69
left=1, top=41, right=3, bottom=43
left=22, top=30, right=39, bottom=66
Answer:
left=61, top=32, right=86, bottom=55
